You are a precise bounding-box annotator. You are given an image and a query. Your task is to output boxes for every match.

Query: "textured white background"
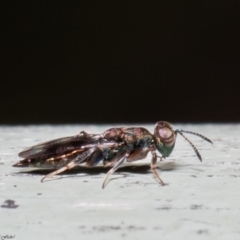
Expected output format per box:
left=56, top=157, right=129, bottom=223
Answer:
left=1, top=124, right=240, bottom=240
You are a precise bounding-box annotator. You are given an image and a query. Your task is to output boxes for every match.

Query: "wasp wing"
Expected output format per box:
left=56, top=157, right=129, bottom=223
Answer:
left=14, top=130, right=126, bottom=169
left=14, top=132, right=103, bottom=168
left=18, top=132, right=101, bottom=159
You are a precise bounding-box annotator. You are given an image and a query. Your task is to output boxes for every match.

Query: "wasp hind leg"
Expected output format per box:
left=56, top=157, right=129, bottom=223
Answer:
left=41, top=148, right=96, bottom=182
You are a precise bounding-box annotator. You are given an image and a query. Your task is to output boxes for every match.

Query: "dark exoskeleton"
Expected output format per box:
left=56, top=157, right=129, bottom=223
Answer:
left=13, top=121, right=212, bottom=188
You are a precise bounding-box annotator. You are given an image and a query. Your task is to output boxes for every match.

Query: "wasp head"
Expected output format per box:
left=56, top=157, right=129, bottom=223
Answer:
left=154, top=121, right=176, bottom=158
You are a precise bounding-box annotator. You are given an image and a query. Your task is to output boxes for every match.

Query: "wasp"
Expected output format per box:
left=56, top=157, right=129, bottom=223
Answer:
left=13, top=121, right=212, bottom=188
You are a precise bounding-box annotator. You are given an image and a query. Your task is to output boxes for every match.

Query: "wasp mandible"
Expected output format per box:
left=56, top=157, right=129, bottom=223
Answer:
left=13, top=121, right=212, bottom=188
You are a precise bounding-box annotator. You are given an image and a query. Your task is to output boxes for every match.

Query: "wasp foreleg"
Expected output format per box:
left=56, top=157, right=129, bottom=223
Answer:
left=151, top=150, right=165, bottom=186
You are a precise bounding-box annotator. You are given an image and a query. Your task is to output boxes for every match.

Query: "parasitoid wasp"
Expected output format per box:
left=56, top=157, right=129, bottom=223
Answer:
left=13, top=121, right=212, bottom=188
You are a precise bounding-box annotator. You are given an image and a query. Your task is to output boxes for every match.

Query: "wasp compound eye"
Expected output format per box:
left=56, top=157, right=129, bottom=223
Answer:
left=158, top=127, right=172, bottom=139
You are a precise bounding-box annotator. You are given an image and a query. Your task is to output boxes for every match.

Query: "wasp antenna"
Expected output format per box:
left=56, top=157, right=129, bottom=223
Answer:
left=177, top=129, right=212, bottom=144
left=177, top=129, right=213, bottom=143
left=176, top=131, right=202, bottom=161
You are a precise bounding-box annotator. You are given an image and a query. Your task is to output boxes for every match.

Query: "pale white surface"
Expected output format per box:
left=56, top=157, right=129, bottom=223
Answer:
left=0, top=124, right=240, bottom=240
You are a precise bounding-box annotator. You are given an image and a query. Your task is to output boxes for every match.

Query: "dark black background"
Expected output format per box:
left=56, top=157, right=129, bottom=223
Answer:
left=1, top=1, right=240, bottom=124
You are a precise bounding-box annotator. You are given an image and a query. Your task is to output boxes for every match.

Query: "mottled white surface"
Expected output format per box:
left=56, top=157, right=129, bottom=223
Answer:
left=0, top=124, right=240, bottom=240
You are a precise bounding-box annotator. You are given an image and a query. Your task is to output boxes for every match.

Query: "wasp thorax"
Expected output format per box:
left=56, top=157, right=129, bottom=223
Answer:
left=154, top=121, right=176, bottom=147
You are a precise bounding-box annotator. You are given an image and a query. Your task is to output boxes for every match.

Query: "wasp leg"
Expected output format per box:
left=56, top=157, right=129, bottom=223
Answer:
left=41, top=148, right=96, bottom=182
left=151, top=150, right=165, bottom=186
left=102, top=151, right=130, bottom=189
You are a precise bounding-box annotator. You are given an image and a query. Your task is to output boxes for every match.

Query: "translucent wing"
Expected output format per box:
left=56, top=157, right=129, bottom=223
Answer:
left=14, top=130, right=125, bottom=169
left=18, top=132, right=101, bottom=159
left=14, top=132, right=103, bottom=169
